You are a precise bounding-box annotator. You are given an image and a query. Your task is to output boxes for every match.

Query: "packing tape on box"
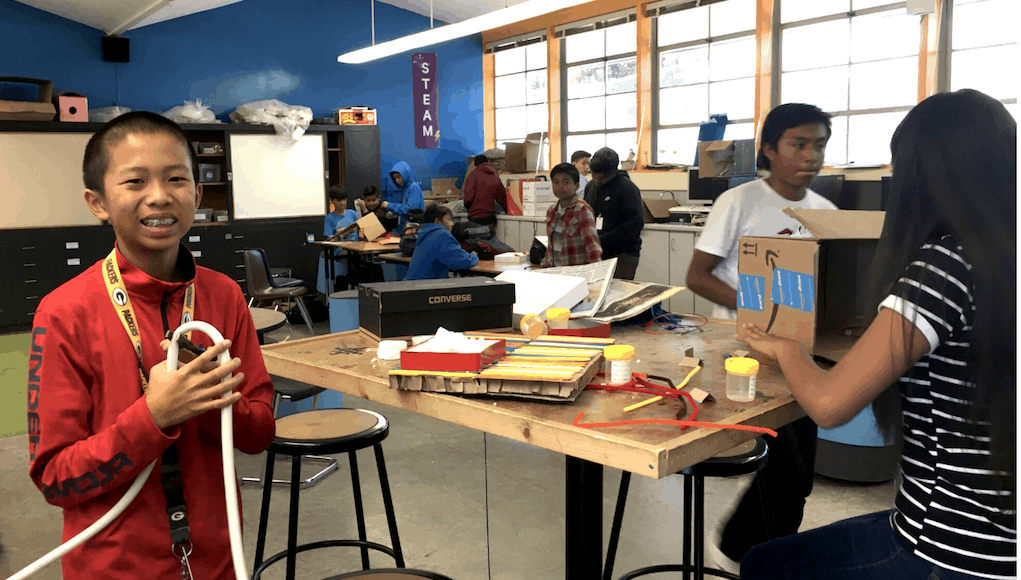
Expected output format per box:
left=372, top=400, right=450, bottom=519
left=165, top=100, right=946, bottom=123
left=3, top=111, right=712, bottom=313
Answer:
left=378, top=340, right=408, bottom=360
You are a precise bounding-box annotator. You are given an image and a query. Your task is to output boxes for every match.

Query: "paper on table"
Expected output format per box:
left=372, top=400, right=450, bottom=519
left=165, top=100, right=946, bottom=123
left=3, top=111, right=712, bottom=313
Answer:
left=541, top=258, right=617, bottom=318
left=589, top=280, right=682, bottom=324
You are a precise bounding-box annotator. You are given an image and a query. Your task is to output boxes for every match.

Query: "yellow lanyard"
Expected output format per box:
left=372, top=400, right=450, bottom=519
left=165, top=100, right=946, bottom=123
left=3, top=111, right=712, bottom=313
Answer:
left=102, top=249, right=195, bottom=392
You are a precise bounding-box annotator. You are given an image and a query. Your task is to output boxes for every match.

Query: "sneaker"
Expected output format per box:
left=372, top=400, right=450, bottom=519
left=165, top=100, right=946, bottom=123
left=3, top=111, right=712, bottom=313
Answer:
left=708, top=530, right=742, bottom=576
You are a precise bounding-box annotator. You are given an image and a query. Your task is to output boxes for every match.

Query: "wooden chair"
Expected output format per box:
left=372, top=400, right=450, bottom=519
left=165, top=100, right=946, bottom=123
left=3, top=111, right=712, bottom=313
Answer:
left=243, top=248, right=315, bottom=334
left=604, top=438, right=774, bottom=580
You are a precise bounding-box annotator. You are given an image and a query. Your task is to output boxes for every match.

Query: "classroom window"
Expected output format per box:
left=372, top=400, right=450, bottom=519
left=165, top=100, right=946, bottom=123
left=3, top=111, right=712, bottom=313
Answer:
left=493, top=36, right=549, bottom=167
left=950, top=0, right=1018, bottom=117
left=561, top=15, right=638, bottom=165
left=652, top=0, right=757, bottom=166
left=779, top=1, right=921, bottom=166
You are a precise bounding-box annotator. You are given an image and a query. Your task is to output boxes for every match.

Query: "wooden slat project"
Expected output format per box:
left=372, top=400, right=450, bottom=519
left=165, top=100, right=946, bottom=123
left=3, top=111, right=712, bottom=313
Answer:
left=388, top=333, right=612, bottom=401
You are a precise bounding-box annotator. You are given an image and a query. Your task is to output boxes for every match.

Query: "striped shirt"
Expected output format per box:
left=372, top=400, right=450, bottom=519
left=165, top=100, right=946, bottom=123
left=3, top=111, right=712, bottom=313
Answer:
left=881, top=235, right=1016, bottom=579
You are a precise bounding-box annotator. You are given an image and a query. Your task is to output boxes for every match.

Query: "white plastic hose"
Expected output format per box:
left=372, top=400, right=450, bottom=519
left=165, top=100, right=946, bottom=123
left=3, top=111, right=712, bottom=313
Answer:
left=9, top=321, right=248, bottom=580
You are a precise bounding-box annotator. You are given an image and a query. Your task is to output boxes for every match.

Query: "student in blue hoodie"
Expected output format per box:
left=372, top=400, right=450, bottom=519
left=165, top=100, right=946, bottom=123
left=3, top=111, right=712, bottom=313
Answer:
left=370, top=161, right=425, bottom=236
left=317, top=186, right=360, bottom=294
left=405, top=204, right=480, bottom=281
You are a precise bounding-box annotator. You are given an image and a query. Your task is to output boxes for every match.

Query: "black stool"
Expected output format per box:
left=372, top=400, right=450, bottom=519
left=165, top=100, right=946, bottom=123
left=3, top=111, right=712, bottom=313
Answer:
left=604, top=438, right=773, bottom=580
left=323, top=569, right=456, bottom=579
left=254, top=409, right=405, bottom=580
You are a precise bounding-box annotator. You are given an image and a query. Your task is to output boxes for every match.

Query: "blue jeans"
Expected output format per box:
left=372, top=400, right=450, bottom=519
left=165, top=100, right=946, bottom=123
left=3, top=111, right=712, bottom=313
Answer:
left=741, top=510, right=983, bottom=580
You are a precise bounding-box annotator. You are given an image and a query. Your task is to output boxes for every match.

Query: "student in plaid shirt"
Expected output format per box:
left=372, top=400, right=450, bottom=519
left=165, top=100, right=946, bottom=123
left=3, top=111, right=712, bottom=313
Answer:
left=541, top=163, right=602, bottom=267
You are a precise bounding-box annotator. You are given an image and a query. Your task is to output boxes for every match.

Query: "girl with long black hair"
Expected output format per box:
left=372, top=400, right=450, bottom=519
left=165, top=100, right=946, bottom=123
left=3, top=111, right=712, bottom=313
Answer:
left=738, top=89, right=1016, bottom=579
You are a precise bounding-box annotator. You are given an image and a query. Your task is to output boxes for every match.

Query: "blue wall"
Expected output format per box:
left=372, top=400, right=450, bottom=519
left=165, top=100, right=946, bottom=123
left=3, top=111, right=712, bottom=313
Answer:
left=0, top=0, right=483, bottom=188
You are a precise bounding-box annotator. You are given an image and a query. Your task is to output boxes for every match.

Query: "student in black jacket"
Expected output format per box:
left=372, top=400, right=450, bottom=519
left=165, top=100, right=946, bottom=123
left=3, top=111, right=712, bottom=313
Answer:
left=583, top=147, right=644, bottom=279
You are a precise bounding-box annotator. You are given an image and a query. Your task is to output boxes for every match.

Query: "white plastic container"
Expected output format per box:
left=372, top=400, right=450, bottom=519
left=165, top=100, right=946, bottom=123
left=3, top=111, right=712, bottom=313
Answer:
left=603, top=345, right=636, bottom=385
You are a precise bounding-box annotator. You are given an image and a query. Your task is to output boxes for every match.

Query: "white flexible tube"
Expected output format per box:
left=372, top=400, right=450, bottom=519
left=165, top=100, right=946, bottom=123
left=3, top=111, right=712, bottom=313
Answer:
left=9, top=321, right=247, bottom=580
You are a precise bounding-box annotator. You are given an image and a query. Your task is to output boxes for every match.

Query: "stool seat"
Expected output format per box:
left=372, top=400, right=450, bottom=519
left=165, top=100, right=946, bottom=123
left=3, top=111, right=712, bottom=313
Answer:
left=682, top=438, right=768, bottom=478
left=271, top=409, right=388, bottom=456
left=324, top=569, right=455, bottom=580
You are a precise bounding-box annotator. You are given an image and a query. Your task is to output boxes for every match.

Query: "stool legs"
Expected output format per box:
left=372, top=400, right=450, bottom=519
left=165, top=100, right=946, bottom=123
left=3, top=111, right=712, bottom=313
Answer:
left=603, top=471, right=632, bottom=580
left=255, top=450, right=276, bottom=568
left=682, top=475, right=693, bottom=580
left=375, top=443, right=405, bottom=567
left=287, top=456, right=303, bottom=580
left=693, top=475, right=705, bottom=580
left=349, top=451, right=371, bottom=570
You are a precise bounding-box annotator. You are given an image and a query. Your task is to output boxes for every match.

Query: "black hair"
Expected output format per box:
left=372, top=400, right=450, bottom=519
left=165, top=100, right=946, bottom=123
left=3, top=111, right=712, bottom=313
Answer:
left=871, top=89, right=1016, bottom=499
left=571, top=150, right=591, bottom=163
left=363, top=185, right=380, bottom=198
left=83, top=111, right=199, bottom=194
left=474, top=154, right=489, bottom=165
left=550, top=162, right=580, bottom=185
left=328, top=186, right=348, bottom=202
left=756, top=103, right=832, bottom=170
left=589, top=147, right=619, bottom=174
left=424, top=203, right=452, bottom=224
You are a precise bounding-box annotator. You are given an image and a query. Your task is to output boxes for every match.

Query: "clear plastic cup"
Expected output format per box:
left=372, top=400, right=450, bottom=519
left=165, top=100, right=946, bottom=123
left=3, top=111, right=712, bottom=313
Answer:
left=725, top=357, right=759, bottom=402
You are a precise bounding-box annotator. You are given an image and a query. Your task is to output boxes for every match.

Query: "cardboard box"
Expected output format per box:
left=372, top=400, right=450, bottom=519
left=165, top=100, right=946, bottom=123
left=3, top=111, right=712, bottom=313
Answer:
left=356, top=211, right=387, bottom=241
left=736, top=209, right=886, bottom=361
left=400, top=337, right=507, bottom=372
left=53, top=93, right=88, bottom=122
left=430, top=177, right=460, bottom=198
left=504, top=142, right=527, bottom=173
left=0, top=76, right=55, bottom=121
left=336, top=107, right=377, bottom=125
left=358, top=278, right=516, bottom=340
left=463, top=155, right=477, bottom=190
left=642, top=199, right=676, bottom=223
left=697, top=139, right=756, bottom=177
left=521, top=180, right=554, bottom=203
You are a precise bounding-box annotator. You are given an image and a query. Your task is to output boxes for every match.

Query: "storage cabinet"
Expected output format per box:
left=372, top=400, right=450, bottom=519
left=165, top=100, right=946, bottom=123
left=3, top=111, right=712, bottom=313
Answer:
left=634, top=229, right=670, bottom=286
left=668, top=231, right=696, bottom=314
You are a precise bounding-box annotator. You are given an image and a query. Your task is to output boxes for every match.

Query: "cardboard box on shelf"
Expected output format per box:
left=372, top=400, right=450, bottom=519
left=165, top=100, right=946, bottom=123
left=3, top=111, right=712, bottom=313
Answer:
left=521, top=180, right=554, bottom=203
left=359, top=278, right=516, bottom=340
left=736, top=209, right=886, bottom=362
left=430, top=177, right=460, bottom=198
left=0, top=77, right=55, bottom=121
left=642, top=199, right=676, bottom=223
left=53, top=93, right=88, bottom=122
left=504, top=142, right=527, bottom=173
left=697, top=139, right=756, bottom=177
left=336, top=107, right=377, bottom=125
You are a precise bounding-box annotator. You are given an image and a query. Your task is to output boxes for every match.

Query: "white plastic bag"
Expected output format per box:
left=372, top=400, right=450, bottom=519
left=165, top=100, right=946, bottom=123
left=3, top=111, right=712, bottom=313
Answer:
left=162, top=100, right=218, bottom=124
left=89, top=106, right=131, bottom=123
left=229, top=99, right=313, bottom=142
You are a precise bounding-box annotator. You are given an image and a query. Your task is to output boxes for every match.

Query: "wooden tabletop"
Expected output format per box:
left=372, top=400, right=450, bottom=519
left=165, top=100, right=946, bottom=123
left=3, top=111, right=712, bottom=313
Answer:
left=260, top=322, right=804, bottom=479
left=248, top=307, right=287, bottom=335
left=314, top=240, right=402, bottom=253
left=377, top=251, right=535, bottom=276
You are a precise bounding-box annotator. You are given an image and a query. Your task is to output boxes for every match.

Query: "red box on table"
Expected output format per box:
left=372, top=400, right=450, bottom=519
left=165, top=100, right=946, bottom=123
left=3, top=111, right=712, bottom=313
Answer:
left=400, top=338, right=507, bottom=372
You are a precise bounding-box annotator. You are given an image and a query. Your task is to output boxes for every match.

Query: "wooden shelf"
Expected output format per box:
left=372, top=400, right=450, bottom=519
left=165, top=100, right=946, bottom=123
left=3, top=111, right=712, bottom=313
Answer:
left=199, top=181, right=227, bottom=186
left=327, top=148, right=341, bottom=152
left=196, top=153, right=225, bottom=158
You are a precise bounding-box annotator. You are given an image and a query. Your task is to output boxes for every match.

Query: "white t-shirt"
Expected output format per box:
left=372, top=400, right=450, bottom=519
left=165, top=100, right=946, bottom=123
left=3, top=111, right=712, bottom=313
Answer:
left=576, top=174, right=589, bottom=196
left=695, top=178, right=838, bottom=320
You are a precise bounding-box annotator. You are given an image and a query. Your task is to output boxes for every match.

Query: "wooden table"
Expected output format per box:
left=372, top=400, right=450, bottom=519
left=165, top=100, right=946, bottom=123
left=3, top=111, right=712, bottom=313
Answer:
left=377, top=251, right=535, bottom=277
left=260, top=323, right=803, bottom=579
left=249, top=307, right=287, bottom=344
left=314, top=240, right=403, bottom=293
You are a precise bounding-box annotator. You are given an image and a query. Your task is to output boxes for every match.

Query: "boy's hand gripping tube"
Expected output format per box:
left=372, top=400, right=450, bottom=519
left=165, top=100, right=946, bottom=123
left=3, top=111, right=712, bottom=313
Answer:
left=8, top=321, right=247, bottom=580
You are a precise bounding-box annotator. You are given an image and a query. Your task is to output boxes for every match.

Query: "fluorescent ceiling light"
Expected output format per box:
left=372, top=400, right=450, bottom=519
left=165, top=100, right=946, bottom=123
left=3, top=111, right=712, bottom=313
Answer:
left=338, top=0, right=585, bottom=64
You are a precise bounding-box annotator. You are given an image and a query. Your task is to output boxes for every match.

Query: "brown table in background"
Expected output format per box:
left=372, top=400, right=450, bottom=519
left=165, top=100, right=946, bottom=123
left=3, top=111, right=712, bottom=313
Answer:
left=314, top=240, right=403, bottom=292
left=248, top=307, right=287, bottom=344
left=377, top=251, right=535, bottom=277
left=260, top=322, right=803, bottom=579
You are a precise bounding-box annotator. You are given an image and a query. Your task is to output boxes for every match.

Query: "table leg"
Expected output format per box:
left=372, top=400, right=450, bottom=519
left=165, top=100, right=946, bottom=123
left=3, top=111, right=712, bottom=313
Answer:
left=565, top=456, right=602, bottom=580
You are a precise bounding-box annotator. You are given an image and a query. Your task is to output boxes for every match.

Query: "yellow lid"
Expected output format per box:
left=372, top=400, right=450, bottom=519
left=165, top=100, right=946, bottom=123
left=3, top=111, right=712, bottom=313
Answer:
left=725, top=357, right=760, bottom=376
left=603, top=345, right=636, bottom=361
left=546, top=307, right=571, bottom=320
left=520, top=314, right=548, bottom=337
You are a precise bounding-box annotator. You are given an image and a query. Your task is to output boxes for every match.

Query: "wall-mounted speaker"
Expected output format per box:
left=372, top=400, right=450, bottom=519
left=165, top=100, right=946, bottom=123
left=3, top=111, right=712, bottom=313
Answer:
left=102, top=36, right=129, bottom=63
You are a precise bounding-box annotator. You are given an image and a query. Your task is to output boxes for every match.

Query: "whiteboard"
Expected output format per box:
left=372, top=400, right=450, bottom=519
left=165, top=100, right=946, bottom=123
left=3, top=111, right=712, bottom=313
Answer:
left=0, top=133, right=102, bottom=228
left=229, top=133, right=327, bottom=219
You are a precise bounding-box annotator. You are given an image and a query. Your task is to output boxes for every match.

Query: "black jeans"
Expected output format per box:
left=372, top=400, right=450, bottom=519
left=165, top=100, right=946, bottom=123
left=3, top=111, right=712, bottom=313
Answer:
left=719, top=415, right=818, bottom=560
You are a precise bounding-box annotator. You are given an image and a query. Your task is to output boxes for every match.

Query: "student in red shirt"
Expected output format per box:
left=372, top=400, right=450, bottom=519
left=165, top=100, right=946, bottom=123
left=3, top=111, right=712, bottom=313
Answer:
left=541, top=163, right=602, bottom=267
left=27, top=112, right=275, bottom=579
left=462, top=154, right=507, bottom=231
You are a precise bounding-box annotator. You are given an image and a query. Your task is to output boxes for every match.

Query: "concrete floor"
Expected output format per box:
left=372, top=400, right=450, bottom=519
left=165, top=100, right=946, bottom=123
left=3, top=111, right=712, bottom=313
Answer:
left=0, top=316, right=897, bottom=580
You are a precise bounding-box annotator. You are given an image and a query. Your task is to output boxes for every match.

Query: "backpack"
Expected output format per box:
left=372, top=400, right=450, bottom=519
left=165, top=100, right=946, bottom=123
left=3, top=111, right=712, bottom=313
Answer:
left=461, top=238, right=499, bottom=261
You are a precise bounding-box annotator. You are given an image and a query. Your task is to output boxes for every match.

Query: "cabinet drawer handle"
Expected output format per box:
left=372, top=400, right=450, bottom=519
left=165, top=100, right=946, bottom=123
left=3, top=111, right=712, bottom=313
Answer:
left=26, top=296, right=39, bottom=300
left=22, top=246, right=35, bottom=250
left=25, top=279, right=37, bottom=284
left=24, top=263, right=36, bottom=267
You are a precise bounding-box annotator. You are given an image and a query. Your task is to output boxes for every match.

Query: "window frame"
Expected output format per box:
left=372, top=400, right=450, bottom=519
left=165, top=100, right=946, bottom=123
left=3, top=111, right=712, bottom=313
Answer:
left=489, top=32, right=550, bottom=152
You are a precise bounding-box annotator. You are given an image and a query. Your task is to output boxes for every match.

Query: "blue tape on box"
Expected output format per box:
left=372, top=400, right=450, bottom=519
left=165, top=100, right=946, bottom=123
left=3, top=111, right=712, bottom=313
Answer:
left=737, top=274, right=766, bottom=311
left=770, top=268, right=815, bottom=313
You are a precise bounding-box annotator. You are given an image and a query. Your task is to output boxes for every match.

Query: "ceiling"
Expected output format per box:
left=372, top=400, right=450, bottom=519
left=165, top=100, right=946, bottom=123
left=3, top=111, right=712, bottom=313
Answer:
left=12, top=0, right=524, bottom=35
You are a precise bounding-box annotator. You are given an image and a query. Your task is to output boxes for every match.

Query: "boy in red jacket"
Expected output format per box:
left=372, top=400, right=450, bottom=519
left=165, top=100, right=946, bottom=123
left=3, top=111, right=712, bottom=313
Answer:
left=27, top=112, right=276, bottom=579
left=462, top=154, right=507, bottom=230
